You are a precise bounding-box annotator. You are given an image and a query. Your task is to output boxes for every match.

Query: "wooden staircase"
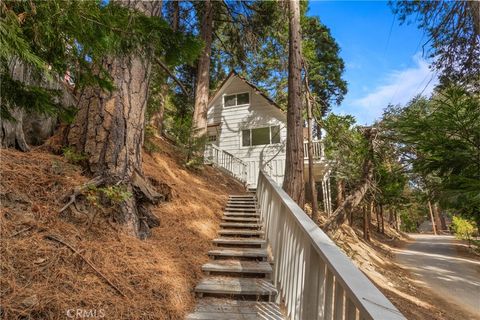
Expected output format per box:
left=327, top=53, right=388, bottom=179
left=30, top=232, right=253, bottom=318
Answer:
left=186, top=194, right=284, bottom=320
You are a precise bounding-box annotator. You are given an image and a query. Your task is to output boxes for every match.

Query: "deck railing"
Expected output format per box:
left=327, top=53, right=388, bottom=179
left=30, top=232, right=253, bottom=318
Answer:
left=205, top=144, right=248, bottom=183
left=256, top=170, right=405, bottom=320
left=304, top=140, right=324, bottom=160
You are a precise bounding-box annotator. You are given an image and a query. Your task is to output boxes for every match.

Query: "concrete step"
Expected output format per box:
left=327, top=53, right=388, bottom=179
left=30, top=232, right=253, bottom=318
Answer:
left=219, top=229, right=264, bottom=237
left=194, top=277, right=277, bottom=299
left=208, top=248, right=267, bottom=259
left=186, top=299, right=283, bottom=320
left=212, top=238, right=266, bottom=247
left=219, top=222, right=261, bottom=229
left=202, top=260, right=272, bottom=275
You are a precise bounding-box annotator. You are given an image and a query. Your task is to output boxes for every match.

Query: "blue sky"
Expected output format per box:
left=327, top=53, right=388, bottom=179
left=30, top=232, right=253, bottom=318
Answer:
left=307, top=1, right=438, bottom=125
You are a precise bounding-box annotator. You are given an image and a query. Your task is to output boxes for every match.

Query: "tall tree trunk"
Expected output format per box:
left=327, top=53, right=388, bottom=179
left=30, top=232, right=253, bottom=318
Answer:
left=376, top=204, right=381, bottom=232
left=322, top=128, right=377, bottom=232
left=67, top=1, right=163, bottom=239
left=192, top=0, right=213, bottom=136
left=428, top=200, right=438, bottom=235
left=363, top=204, right=371, bottom=241
left=305, top=78, right=318, bottom=221
left=379, top=204, right=385, bottom=234
left=283, top=0, right=304, bottom=207
left=336, top=178, right=345, bottom=210
left=433, top=203, right=447, bottom=231
left=469, top=1, right=480, bottom=36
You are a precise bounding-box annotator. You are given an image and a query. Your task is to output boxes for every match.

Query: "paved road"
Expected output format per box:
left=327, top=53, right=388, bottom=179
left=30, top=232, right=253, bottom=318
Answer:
left=396, top=234, right=480, bottom=318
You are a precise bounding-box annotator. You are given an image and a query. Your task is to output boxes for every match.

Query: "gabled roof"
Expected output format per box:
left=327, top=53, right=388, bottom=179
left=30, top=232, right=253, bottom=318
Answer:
left=208, top=71, right=282, bottom=110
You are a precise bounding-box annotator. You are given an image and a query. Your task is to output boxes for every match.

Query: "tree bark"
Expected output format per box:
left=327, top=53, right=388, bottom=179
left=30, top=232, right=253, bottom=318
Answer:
left=67, top=1, right=163, bottom=239
left=433, top=203, right=447, bottom=231
left=469, top=1, right=480, bottom=36
left=336, top=178, right=345, bottom=209
left=322, top=128, right=377, bottom=232
left=379, top=204, right=385, bottom=234
left=364, top=204, right=371, bottom=241
left=305, top=78, right=318, bottom=221
left=192, top=0, right=213, bottom=137
left=428, top=200, right=438, bottom=235
left=283, top=0, right=305, bottom=207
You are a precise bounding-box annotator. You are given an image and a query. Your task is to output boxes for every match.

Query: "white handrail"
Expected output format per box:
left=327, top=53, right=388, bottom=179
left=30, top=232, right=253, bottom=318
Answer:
left=256, top=170, right=405, bottom=320
left=303, top=140, right=324, bottom=160
left=205, top=144, right=248, bottom=183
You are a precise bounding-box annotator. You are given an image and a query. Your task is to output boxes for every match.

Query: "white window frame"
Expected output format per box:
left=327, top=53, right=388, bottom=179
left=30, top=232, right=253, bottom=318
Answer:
left=241, top=125, right=282, bottom=148
left=223, top=91, right=250, bottom=108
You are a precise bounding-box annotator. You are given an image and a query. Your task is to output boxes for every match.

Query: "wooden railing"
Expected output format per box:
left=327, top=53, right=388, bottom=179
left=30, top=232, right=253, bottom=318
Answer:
left=304, top=140, right=324, bottom=160
left=256, top=171, right=405, bottom=320
left=205, top=144, right=248, bottom=183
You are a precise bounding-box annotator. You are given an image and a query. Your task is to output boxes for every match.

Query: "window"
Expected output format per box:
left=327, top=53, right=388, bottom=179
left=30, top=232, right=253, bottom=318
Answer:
left=224, top=92, right=250, bottom=107
left=242, top=126, right=281, bottom=146
left=208, top=134, right=217, bottom=142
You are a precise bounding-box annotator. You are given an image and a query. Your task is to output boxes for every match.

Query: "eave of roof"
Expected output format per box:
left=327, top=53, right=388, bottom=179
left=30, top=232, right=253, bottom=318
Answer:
left=208, top=70, right=282, bottom=111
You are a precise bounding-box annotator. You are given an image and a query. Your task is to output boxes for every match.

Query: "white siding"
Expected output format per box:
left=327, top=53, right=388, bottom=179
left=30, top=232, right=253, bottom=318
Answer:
left=207, top=76, right=287, bottom=187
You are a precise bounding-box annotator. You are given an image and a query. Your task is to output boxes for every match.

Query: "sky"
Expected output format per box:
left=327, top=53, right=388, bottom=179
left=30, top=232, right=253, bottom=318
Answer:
left=307, top=1, right=438, bottom=125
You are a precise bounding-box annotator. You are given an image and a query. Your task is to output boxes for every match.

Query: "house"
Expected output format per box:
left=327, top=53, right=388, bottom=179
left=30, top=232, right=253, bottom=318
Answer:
left=205, top=71, right=332, bottom=213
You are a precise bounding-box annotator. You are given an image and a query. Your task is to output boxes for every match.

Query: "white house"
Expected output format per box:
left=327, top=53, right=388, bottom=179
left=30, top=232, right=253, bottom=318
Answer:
left=205, top=71, right=332, bottom=212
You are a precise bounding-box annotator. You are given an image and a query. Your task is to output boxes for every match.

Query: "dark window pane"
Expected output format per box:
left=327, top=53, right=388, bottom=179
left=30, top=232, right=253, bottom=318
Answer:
left=237, top=93, right=249, bottom=105
left=224, top=94, right=236, bottom=107
left=271, top=126, right=280, bottom=144
left=242, top=130, right=251, bottom=146
left=251, top=127, right=270, bottom=146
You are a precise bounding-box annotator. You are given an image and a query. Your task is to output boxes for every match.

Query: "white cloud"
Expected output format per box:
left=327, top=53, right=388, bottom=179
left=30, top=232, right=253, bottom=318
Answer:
left=352, top=54, right=438, bottom=122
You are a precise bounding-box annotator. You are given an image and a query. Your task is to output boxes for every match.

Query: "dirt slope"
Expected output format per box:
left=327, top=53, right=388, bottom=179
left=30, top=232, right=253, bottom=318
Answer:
left=0, top=137, right=245, bottom=320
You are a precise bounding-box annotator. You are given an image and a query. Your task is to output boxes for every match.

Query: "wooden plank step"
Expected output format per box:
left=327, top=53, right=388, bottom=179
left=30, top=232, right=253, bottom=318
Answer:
left=229, top=196, right=255, bottom=199
left=212, top=238, right=266, bottom=246
left=187, top=299, right=283, bottom=320
left=225, top=207, right=258, bottom=212
left=223, top=212, right=260, bottom=217
left=226, top=204, right=257, bottom=208
left=194, top=277, right=277, bottom=297
left=202, top=260, right=272, bottom=275
left=219, top=222, right=261, bottom=228
left=208, top=248, right=267, bottom=259
left=221, top=216, right=259, bottom=222
left=219, top=229, right=264, bottom=236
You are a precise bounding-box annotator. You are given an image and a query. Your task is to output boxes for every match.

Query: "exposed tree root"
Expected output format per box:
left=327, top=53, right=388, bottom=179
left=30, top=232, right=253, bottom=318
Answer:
left=45, top=234, right=127, bottom=298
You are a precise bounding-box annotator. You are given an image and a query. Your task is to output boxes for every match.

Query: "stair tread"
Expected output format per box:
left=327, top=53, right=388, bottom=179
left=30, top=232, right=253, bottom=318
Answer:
left=187, top=299, right=283, bottom=320
left=224, top=212, right=260, bottom=217
left=208, top=248, right=267, bottom=257
left=221, top=217, right=260, bottom=222
left=195, top=277, right=277, bottom=296
left=202, top=260, right=272, bottom=274
left=213, top=238, right=266, bottom=245
left=220, top=222, right=262, bottom=228
left=225, top=207, right=258, bottom=211
left=219, top=229, right=264, bottom=236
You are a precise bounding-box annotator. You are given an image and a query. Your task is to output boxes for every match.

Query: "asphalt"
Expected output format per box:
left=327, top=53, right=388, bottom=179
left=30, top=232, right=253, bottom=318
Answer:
left=395, top=234, right=480, bottom=318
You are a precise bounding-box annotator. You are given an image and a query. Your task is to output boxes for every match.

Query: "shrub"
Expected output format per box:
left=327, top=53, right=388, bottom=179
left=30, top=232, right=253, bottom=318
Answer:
left=451, top=216, right=477, bottom=246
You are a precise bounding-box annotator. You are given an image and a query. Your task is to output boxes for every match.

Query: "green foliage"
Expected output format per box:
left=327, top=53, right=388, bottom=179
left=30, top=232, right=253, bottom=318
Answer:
left=400, top=211, right=418, bottom=233
left=384, top=86, right=480, bottom=222
left=390, top=1, right=479, bottom=84
left=451, top=216, right=477, bottom=242
left=1, top=0, right=201, bottom=121
left=84, top=184, right=132, bottom=208
left=62, top=146, right=87, bottom=164
left=323, top=114, right=367, bottom=184
left=144, top=125, right=161, bottom=154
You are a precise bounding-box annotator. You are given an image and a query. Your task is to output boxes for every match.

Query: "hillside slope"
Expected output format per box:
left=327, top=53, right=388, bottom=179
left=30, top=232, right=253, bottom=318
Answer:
left=0, top=137, right=245, bottom=319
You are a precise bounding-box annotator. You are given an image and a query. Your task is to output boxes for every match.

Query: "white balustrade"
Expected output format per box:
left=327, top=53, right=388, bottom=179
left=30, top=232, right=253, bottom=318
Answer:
left=205, top=144, right=248, bottom=183
left=256, top=170, right=405, bottom=320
